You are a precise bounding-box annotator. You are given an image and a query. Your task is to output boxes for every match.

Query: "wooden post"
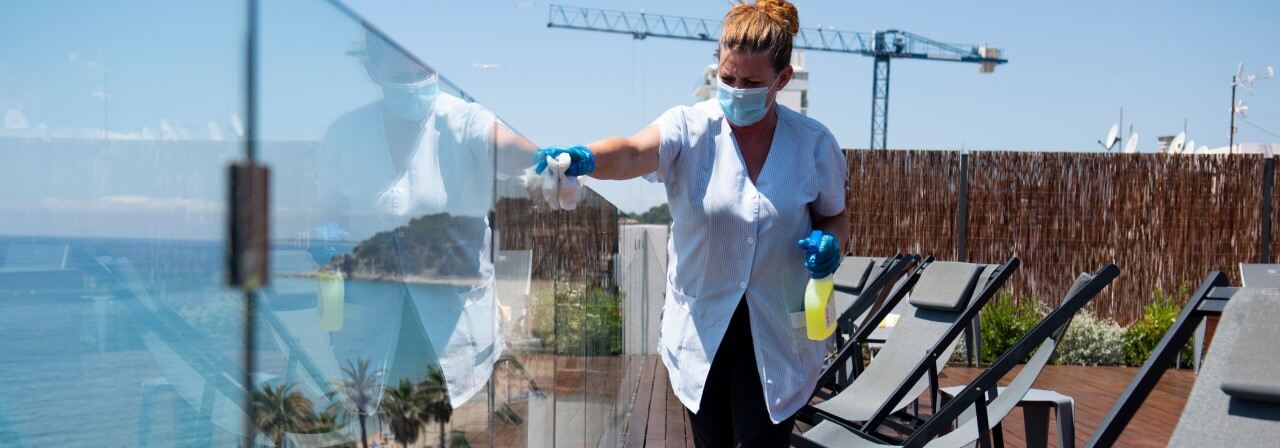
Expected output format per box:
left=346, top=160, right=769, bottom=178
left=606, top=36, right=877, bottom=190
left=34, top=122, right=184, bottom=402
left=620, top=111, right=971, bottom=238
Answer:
left=957, top=152, right=970, bottom=261
left=1263, top=156, right=1274, bottom=263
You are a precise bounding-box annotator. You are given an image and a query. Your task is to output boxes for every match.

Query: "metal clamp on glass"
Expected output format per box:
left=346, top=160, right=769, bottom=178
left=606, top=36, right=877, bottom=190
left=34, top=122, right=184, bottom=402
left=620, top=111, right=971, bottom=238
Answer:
left=227, top=162, right=270, bottom=291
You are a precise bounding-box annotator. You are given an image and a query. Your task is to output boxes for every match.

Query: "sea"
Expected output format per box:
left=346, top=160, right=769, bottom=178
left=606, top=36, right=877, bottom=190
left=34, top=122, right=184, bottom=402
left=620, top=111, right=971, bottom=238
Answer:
left=0, top=235, right=500, bottom=447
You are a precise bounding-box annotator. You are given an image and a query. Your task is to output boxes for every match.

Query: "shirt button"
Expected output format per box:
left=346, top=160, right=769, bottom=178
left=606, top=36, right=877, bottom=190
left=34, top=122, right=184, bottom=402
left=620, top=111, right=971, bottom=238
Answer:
left=746, top=237, right=755, bottom=245
left=739, top=282, right=748, bottom=289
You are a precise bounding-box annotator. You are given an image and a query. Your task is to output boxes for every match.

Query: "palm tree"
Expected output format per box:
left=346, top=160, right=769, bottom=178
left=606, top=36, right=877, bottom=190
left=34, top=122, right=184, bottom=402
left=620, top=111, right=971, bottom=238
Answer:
left=419, top=366, right=453, bottom=448
left=304, top=403, right=348, bottom=435
left=252, top=382, right=315, bottom=447
left=378, top=379, right=423, bottom=448
left=329, top=359, right=381, bottom=448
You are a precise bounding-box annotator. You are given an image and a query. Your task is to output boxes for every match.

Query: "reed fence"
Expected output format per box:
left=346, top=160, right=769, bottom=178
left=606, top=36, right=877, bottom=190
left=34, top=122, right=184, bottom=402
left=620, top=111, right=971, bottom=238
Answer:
left=845, top=149, right=1275, bottom=324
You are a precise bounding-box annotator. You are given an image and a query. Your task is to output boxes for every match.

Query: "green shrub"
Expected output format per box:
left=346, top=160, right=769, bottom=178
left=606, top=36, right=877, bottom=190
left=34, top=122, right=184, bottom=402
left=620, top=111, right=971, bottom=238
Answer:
left=529, top=287, right=624, bottom=356
left=1053, top=310, right=1126, bottom=366
left=979, top=291, right=1045, bottom=364
left=1122, top=284, right=1194, bottom=367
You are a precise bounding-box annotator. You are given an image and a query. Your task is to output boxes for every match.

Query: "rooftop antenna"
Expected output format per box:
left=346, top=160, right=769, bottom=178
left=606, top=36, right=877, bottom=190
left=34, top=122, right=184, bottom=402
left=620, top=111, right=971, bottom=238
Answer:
left=1236, top=100, right=1250, bottom=118
left=1231, top=63, right=1274, bottom=154
left=1123, top=128, right=1139, bottom=154
left=1182, top=117, right=1190, bottom=155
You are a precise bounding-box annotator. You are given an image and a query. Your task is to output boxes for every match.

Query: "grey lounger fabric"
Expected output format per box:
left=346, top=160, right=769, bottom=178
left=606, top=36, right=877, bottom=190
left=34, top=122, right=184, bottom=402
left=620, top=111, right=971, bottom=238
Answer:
left=835, top=256, right=879, bottom=292
left=1220, top=295, right=1280, bottom=403
left=832, top=257, right=883, bottom=329
left=908, top=261, right=982, bottom=312
left=812, top=262, right=985, bottom=422
left=1169, top=288, right=1280, bottom=446
left=802, top=334, right=1065, bottom=448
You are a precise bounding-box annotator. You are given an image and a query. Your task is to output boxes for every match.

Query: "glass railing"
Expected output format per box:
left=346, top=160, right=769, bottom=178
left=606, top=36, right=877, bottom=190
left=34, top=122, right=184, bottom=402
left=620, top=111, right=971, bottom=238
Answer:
left=1, top=0, right=638, bottom=446
left=0, top=1, right=249, bottom=446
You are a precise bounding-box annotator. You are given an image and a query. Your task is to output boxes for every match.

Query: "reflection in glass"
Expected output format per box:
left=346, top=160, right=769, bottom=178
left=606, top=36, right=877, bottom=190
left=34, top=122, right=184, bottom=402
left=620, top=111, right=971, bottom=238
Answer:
left=259, top=0, right=539, bottom=443
left=1, top=0, right=635, bottom=445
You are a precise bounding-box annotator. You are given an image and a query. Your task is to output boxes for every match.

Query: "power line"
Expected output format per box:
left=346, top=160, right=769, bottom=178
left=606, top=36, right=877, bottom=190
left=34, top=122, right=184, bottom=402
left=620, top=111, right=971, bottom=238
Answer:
left=1240, top=117, right=1280, bottom=139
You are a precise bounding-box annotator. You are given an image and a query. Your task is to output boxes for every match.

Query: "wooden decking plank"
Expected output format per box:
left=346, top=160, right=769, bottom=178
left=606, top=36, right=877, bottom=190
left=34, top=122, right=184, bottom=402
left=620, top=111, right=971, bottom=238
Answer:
left=626, top=357, right=659, bottom=448
left=629, top=359, right=1195, bottom=447
left=646, top=361, right=669, bottom=447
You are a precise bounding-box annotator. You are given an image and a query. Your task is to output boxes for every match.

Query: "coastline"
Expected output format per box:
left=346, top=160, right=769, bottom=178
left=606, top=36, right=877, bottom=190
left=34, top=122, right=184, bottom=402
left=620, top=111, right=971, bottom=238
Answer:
left=284, top=271, right=488, bottom=288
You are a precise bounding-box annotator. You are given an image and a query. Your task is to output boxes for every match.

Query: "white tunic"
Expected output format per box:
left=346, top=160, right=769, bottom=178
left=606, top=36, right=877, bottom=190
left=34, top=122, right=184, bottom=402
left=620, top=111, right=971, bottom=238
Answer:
left=314, top=92, right=501, bottom=408
left=651, top=99, right=847, bottom=423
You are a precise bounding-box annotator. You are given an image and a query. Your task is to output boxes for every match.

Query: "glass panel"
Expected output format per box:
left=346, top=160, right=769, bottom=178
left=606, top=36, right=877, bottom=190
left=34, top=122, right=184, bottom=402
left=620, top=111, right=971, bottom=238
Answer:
left=0, top=0, right=639, bottom=445
left=0, top=1, right=248, bottom=446
left=256, top=1, right=560, bottom=446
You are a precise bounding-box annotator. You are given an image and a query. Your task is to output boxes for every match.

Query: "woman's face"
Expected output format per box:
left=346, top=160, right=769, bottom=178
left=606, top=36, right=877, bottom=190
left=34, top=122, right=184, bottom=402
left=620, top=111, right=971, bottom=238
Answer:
left=717, top=48, right=792, bottom=94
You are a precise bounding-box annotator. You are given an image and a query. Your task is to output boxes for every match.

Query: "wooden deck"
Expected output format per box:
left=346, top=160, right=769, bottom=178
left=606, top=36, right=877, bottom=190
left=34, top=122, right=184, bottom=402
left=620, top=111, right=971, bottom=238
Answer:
left=626, top=358, right=1195, bottom=447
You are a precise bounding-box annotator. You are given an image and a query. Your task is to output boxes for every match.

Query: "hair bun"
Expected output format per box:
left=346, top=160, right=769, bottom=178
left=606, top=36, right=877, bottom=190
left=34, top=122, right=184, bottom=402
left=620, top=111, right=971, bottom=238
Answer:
left=754, top=0, right=799, bottom=35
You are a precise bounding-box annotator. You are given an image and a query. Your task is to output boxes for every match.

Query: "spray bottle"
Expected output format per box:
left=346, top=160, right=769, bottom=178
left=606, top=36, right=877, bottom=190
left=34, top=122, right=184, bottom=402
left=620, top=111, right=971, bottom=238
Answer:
left=803, top=230, right=838, bottom=341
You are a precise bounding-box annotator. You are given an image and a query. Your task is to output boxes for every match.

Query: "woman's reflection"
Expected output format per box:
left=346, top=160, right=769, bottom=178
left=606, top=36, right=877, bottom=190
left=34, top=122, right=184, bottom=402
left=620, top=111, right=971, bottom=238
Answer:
left=306, top=29, right=536, bottom=412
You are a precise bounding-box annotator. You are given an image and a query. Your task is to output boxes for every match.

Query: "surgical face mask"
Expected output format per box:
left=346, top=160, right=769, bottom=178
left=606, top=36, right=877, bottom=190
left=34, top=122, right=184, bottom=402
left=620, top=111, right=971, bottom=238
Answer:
left=380, top=73, right=439, bottom=122
left=717, top=77, right=777, bottom=126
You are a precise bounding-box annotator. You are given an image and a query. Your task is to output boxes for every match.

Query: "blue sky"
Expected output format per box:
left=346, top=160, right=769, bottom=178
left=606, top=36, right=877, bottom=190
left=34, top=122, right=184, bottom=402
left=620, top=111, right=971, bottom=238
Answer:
left=2, top=1, right=1277, bottom=216
left=345, top=0, right=1280, bottom=212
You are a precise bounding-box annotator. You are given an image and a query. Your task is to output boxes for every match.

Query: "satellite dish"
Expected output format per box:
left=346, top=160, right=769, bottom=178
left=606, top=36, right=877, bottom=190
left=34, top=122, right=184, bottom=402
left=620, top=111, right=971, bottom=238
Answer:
left=1199, top=145, right=1209, bottom=153
left=1185, top=139, right=1196, bottom=155
left=1170, top=132, right=1186, bottom=154
left=1123, top=132, right=1139, bottom=153
left=1101, top=124, right=1120, bottom=150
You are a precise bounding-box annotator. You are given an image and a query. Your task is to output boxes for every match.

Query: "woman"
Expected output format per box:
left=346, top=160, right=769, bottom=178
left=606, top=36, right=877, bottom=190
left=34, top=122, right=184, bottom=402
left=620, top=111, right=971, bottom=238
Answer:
left=536, top=0, right=847, bottom=445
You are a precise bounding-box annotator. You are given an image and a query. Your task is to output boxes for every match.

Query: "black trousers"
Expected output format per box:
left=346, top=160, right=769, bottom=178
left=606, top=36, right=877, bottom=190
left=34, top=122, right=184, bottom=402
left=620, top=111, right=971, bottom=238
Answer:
left=686, top=299, right=797, bottom=448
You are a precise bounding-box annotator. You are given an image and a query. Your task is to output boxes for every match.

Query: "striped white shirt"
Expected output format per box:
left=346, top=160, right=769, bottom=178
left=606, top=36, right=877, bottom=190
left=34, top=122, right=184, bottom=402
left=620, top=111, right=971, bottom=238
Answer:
left=650, top=99, right=848, bottom=423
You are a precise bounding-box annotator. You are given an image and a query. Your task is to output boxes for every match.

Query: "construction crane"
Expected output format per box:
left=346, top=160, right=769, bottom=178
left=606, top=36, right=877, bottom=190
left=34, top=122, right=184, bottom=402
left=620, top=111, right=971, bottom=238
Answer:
left=547, top=4, right=1008, bottom=150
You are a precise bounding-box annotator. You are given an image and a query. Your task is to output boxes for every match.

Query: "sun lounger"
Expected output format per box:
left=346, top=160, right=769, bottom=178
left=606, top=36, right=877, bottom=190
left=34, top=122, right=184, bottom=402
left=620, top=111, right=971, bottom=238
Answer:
left=1088, top=271, right=1280, bottom=447
left=805, top=257, right=1019, bottom=430
left=795, top=264, right=1119, bottom=448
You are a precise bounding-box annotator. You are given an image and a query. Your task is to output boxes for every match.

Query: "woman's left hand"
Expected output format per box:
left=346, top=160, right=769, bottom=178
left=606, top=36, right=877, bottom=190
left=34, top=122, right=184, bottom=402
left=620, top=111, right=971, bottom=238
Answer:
left=533, top=145, right=596, bottom=177
left=797, top=230, right=841, bottom=278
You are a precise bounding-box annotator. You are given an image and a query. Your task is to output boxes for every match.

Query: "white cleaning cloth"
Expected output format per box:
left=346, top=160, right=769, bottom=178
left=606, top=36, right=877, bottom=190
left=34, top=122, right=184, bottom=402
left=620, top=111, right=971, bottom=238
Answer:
left=521, top=153, right=581, bottom=211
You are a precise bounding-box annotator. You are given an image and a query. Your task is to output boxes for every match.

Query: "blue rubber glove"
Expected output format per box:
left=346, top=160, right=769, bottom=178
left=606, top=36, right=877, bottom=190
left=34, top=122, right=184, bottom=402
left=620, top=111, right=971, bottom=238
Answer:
left=533, top=145, right=596, bottom=177
left=797, top=230, right=842, bottom=279
left=308, top=223, right=349, bottom=268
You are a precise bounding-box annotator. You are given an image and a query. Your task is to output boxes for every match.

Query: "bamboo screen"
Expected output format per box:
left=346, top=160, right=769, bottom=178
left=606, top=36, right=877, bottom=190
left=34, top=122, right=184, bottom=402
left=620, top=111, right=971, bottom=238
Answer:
left=846, top=150, right=1271, bottom=324
left=496, top=182, right=620, bottom=289
left=845, top=149, right=961, bottom=260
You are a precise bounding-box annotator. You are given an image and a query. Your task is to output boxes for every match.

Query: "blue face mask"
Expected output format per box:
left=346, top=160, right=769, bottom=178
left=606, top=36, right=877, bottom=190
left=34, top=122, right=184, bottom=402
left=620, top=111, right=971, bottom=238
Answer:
left=717, top=77, right=777, bottom=126
left=380, top=74, right=439, bottom=122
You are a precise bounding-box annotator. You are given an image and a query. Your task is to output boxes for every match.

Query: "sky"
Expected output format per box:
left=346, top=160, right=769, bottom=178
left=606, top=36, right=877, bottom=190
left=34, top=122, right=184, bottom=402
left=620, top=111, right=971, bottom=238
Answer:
left=1, top=1, right=1278, bottom=217
left=342, top=0, right=1280, bottom=212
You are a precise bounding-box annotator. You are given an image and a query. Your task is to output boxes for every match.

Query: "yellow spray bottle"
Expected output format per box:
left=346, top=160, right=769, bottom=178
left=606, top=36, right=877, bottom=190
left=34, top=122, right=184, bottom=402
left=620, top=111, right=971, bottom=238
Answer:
left=316, top=270, right=345, bottom=332
left=804, top=274, right=838, bottom=341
